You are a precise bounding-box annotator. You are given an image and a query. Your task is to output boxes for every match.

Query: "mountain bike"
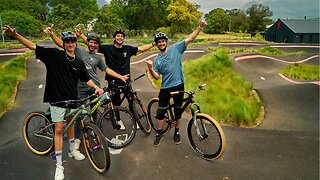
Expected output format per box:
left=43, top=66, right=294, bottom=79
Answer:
left=147, top=84, right=226, bottom=160
left=92, top=87, right=137, bottom=149
left=22, top=92, right=111, bottom=173
left=99, top=74, right=151, bottom=135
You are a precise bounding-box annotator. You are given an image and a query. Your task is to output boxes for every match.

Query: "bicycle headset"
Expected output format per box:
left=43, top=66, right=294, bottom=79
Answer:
left=113, top=29, right=125, bottom=38
left=87, top=33, right=100, bottom=43
left=61, top=31, right=77, bottom=42
left=154, top=32, right=168, bottom=42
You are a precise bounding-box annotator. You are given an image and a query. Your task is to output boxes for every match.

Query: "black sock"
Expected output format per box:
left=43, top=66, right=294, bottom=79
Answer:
left=174, top=128, right=179, bottom=135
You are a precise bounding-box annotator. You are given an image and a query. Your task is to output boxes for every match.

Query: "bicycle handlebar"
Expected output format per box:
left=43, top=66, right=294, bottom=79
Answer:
left=50, top=88, right=112, bottom=107
left=110, top=73, right=145, bottom=90
left=170, top=84, right=206, bottom=96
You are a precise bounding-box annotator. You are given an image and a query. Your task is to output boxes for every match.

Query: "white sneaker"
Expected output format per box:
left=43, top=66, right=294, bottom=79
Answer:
left=118, top=120, right=126, bottom=130
left=74, top=139, right=81, bottom=150
left=68, top=149, right=85, bottom=161
left=136, top=123, right=140, bottom=130
left=54, top=165, right=64, bottom=180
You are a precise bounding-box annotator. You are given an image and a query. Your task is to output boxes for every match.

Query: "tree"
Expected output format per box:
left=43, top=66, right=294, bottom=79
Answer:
left=105, top=0, right=170, bottom=30
left=93, top=9, right=126, bottom=37
left=204, top=8, right=229, bottom=34
left=49, top=0, right=99, bottom=12
left=167, top=0, right=202, bottom=34
left=226, top=9, right=249, bottom=33
left=1, top=10, right=42, bottom=37
left=246, top=4, right=273, bottom=32
left=0, top=0, right=49, bottom=23
left=46, top=5, right=78, bottom=31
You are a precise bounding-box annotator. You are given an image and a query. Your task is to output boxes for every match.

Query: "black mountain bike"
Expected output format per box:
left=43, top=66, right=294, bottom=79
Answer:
left=147, top=84, right=226, bottom=160
left=96, top=89, right=137, bottom=149
left=101, top=74, right=151, bottom=135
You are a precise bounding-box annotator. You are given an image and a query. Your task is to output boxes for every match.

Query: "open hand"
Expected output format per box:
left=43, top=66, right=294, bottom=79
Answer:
left=145, top=59, right=153, bottom=69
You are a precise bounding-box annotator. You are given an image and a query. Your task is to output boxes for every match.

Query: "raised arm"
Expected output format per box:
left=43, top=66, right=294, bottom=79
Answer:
left=145, top=59, right=160, bottom=80
left=137, top=42, right=155, bottom=53
left=184, top=20, right=207, bottom=46
left=44, top=27, right=63, bottom=48
left=3, top=25, right=36, bottom=50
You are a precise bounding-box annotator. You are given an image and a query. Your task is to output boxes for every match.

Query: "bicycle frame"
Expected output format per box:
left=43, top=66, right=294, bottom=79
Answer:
left=166, top=85, right=207, bottom=137
left=109, top=74, right=145, bottom=106
left=37, top=91, right=113, bottom=140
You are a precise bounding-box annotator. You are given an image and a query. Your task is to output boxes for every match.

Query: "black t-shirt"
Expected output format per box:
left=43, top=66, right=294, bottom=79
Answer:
left=98, top=44, right=138, bottom=82
left=35, top=45, right=90, bottom=106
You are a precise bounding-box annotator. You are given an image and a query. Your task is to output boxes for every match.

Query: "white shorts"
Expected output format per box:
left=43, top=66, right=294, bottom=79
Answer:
left=50, top=106, right=75, bottom=122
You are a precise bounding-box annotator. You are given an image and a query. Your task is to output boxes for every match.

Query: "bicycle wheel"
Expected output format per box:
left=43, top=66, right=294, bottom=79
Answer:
left=82, top=122, right=111, bottom=173
left=22, top=112, right=54, bottom=155
left=147, top=98, right=170, bottom=134
left=131, top=97, right=151, bottom=135
left=98, top=106, right=136, bottom=149
left=187, top=113, right=226, bottom=160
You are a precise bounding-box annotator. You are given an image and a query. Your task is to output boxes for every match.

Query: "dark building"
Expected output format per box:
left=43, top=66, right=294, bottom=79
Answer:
left=265, top=18, right=319, bottom=43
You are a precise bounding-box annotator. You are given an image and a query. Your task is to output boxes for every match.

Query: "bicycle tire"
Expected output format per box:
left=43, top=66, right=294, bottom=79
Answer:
left=97, top=106, right=136, bottom=149
left=83, top=122, right=111, bottom=173
left=147, top=98, right=170, bottom=134
left=22, top=112, right=54, bottom=155
left=131, top=97, right=151, bottom=135
left=187, top=113, right=226, bottom=160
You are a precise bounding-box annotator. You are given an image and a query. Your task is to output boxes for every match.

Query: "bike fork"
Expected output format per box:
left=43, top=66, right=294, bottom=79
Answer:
left=193, top=110, right=207, bottom=139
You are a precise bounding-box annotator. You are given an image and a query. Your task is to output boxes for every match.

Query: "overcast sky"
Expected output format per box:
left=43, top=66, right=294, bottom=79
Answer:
left=188, top=0, right=320, bottom=19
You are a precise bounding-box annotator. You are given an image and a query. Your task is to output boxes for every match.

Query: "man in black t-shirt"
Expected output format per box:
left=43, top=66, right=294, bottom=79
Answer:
left=3, top=25, right=103, bottom=180
left=78, top=29, right=154, bottom=129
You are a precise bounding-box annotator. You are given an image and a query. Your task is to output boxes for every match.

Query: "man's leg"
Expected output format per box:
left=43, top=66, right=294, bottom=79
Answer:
left=67, top=113, right=85, bottom=161
left=172, top=84, right=184, bottom=145
left=154, top=89, right=170, bottom=147
left=50, top=106, right=65, bottom=180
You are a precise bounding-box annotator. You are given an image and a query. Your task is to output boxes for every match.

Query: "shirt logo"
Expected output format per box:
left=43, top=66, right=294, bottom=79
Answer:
left=123, top=52, right=127, bottom=57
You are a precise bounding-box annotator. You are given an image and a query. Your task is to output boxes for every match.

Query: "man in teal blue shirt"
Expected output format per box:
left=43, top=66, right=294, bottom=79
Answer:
left=146, top=20, right=207, bottom=147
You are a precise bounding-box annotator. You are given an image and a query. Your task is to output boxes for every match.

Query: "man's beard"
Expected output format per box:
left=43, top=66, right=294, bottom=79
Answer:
left=114, top=40, right=123, bottom=46
left=159, top=46, right=167, bottom=52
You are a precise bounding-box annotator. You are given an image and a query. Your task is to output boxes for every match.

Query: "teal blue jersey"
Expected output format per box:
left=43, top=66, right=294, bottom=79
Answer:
left=153, top=40, right=186, bottom=89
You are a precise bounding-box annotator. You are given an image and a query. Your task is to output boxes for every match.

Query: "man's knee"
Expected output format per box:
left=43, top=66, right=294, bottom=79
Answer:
left=156, top=108, right=167, bottom=120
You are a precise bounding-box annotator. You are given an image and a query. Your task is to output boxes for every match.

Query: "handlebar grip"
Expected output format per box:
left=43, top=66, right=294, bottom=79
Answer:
left=133, top=74, right=145, bottom=81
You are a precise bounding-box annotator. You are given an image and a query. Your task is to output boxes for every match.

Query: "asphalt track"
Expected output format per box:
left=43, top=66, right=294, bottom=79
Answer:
left=0, top=43, right=319, bottom=180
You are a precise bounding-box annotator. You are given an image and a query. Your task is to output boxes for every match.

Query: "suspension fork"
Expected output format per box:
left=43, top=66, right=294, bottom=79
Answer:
left=190, top=103, right=206, bottom=138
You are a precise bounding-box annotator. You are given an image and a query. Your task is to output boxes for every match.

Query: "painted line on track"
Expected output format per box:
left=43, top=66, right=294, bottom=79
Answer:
left=271, top=45, right=320, bottom=48
left=279, top=73, right=320, bottom=86
left=0, top=52, right=24, bottom=56
left=234, top=54, right=319, bottom=64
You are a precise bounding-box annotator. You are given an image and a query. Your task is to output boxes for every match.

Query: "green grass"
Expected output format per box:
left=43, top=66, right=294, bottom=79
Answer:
left=0, top=51, right=32, bottom=116
left=279, top=64, right=320, bottom=81
left=150, top=46, right=262, bottom=127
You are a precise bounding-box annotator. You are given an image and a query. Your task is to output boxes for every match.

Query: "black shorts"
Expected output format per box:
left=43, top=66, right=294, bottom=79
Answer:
left=158, top=83, right=184, bottom=109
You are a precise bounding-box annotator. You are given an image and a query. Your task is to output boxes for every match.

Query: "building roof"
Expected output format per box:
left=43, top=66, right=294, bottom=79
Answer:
left=281, top=18, right=320, bottom=33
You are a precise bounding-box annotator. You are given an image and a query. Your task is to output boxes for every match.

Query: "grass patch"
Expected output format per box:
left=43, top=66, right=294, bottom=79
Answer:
left=150, top=46, right=262, bottom=127
left=0, top=51, right=32, bottom=116
left=279, top=64, right=320, bottom=81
